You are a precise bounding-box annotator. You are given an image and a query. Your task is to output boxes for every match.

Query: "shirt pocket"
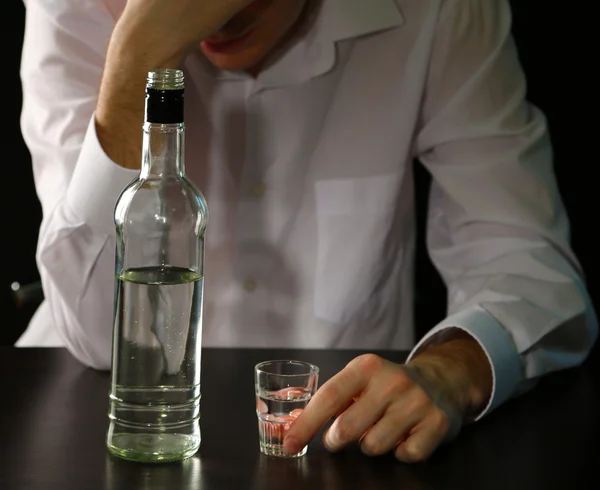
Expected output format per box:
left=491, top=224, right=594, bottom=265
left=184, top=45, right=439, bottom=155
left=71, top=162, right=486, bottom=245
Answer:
left=313, top=173, right=401, bottom=324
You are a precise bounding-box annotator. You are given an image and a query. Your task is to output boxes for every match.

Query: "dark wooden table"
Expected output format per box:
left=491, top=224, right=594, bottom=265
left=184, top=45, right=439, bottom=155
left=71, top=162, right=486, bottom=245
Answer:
left=0, top=346, right=598, bottom=489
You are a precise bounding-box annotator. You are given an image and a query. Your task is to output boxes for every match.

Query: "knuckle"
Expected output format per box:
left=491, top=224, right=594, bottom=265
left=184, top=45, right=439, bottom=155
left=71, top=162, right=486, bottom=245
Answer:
left=398, top=442, right=428, bottom=463
left=329, top=418, right=355, bottom=446
left=385, top=373, right=412, bottom=394
left=405, top=388, right=432, bottom=413
left=350, top=353, right=383, bottom=374
left=378, top=380, right=404, bottom=401
left=432, top=409, right=450, bottom=434
left=360, top=435, right=387, bottom=457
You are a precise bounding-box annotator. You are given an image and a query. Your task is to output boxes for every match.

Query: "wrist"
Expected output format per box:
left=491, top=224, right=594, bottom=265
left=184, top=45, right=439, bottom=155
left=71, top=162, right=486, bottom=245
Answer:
left=408, top=329, right=493, bottom=418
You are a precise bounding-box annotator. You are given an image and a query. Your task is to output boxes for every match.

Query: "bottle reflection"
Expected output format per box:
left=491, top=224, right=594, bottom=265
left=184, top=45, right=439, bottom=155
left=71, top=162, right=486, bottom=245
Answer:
left=105, top=454, right=203, bottom=490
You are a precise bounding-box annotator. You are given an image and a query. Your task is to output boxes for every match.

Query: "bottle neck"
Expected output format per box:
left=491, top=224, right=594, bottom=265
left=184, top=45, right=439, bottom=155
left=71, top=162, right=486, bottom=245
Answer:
left=140, top=122, right=185, bottom=178
left=140, top=86, right=185, bottom=178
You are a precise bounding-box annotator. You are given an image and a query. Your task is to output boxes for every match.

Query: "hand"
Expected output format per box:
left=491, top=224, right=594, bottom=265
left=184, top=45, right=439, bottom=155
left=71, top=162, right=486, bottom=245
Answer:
left=97, top=0, right=253, bottom=169
left=284, top=334, right=492, bottom=462
left=114, top=0, right=254, bottom=68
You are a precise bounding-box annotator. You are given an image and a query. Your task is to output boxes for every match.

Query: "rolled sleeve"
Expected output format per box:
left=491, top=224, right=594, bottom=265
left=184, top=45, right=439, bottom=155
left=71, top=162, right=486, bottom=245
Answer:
left=66, top=115, right=139, bottom=237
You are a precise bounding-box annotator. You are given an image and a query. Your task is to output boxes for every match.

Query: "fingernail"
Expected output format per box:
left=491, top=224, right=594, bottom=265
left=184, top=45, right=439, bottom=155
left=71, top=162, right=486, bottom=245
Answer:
left=284, top=437, right=300, bottom=454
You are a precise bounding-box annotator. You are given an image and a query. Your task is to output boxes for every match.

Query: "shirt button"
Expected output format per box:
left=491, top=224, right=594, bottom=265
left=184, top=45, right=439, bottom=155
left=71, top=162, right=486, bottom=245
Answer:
left=251, top=182, right=266, bottom=197
left=243, top=279, right=257, bottom=292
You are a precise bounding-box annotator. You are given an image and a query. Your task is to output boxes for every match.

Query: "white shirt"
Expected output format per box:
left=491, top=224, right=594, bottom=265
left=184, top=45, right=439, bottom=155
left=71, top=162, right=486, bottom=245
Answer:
left=18, top=0, right=598, bottom=419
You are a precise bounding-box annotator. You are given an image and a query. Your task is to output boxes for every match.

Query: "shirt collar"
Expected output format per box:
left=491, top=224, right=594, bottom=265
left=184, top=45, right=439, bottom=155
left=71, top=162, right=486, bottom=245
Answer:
left=316, top=0, right=405, bottom=43
left=205, top=0, right=404, bottom=87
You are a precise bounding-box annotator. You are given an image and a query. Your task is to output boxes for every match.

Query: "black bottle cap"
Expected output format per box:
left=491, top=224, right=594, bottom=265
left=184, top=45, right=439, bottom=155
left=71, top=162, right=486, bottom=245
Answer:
left=145, top=87, right=184, bottom=124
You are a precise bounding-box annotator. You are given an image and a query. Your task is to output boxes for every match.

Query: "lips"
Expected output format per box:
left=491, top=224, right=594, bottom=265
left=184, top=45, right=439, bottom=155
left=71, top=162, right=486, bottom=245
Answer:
left=202, top=29, right=255, bottom=54
left=201, top=12, right=258, bottom=54
left=202, top=0, right=268, bottom=51
left=204, top=26, right=254, bottom=46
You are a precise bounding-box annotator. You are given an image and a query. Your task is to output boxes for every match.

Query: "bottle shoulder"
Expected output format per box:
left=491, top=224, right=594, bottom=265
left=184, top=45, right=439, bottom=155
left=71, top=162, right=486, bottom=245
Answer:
left=114, top=176, right=208, bottom=232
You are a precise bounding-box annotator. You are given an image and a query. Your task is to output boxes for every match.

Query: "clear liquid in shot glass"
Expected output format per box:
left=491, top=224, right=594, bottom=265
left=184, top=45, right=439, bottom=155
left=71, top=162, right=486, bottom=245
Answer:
left=256, top=387, right=312, bottom=457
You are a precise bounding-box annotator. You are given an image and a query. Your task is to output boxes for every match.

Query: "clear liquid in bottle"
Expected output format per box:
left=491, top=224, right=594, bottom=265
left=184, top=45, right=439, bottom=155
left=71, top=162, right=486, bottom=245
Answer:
left=107, top=266, right=203, bottom=462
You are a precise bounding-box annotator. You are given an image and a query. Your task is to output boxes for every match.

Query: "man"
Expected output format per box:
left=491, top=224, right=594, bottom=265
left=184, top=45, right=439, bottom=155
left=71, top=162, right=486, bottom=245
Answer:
left=18, top=0, right=597, bottom=462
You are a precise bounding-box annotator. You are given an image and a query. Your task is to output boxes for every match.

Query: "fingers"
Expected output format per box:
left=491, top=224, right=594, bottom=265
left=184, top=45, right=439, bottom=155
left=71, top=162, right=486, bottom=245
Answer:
left=356, top=382, right=452, bottom=460
left=394, top=413, right=448, bottom=463
left=283, top=355, right=376, bottom=454
left=322, top=386, right=390, bottom=452
left=358, top=402, right=421, bottom=457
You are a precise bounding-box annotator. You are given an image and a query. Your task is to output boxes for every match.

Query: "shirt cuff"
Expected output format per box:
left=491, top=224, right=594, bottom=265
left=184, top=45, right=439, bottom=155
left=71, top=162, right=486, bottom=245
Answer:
left=65, top=114, right=139, bottom=236
left=406, top=304, right=524, bottom=421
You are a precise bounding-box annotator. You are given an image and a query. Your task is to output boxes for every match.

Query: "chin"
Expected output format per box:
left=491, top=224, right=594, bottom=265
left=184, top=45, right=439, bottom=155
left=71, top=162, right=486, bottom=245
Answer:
left=202, top=46, right=269, bottom=74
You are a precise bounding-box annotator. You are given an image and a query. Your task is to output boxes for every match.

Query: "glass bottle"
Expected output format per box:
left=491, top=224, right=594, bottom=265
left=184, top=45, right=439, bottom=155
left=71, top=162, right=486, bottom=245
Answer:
left=106, top=68, right=208, bottom=463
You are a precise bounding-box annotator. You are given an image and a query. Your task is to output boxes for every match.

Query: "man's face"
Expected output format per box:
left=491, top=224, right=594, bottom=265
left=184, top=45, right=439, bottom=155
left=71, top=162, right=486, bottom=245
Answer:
left=200, top=0, right=309, bottom=74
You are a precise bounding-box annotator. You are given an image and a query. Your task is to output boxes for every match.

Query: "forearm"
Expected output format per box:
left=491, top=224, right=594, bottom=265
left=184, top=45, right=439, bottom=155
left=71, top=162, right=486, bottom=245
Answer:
left=95, top=75, right=145, bottom=171
left=95, top=26, right=185, bottom=170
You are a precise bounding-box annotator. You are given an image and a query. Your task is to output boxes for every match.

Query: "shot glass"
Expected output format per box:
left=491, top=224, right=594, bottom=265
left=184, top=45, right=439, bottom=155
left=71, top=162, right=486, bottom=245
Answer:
left=255, top=360, right=319, bottom=457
